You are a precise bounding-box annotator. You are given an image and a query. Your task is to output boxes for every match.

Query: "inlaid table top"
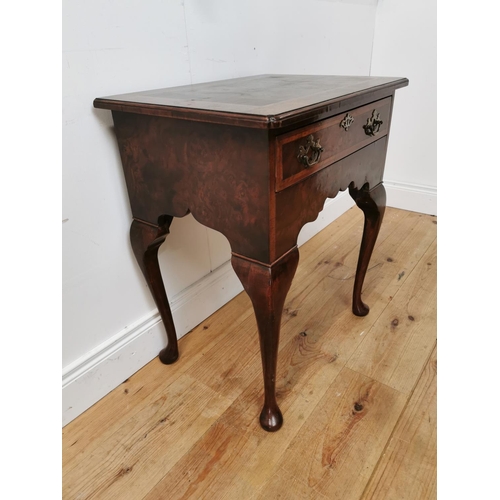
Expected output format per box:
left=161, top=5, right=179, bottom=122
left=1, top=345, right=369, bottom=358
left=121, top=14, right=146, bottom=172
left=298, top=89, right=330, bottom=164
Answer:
left=94, top=74, right=408, bottom=128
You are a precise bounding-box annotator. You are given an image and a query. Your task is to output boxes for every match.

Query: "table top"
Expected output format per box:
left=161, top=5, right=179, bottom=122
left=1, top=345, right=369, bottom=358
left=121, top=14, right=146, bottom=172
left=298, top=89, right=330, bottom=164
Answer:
left=94, top=74, right=408, bottom=129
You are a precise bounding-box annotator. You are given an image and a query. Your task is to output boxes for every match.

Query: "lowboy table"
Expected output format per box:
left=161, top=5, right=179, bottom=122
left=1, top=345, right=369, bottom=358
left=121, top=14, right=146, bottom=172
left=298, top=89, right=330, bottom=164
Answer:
left=94, top=74, right=408, bottom=431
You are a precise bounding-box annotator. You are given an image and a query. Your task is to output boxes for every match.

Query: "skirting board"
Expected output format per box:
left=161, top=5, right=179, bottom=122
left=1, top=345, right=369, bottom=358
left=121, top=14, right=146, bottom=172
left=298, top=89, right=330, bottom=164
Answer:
left=62, top=191, right=356, bottom=426
left=384, top=180, right=437, bottom=216
left=62, top=259, right=244, bottom=427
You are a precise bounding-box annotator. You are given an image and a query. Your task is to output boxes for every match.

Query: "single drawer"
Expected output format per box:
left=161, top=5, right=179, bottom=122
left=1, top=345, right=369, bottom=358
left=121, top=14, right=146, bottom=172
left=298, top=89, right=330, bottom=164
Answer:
left=275, top=97, right=392, bottom=191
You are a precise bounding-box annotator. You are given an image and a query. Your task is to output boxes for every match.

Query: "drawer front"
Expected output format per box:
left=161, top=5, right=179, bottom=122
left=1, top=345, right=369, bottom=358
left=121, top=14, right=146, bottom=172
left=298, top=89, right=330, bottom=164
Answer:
left=275, top=97, right=392, bottom=191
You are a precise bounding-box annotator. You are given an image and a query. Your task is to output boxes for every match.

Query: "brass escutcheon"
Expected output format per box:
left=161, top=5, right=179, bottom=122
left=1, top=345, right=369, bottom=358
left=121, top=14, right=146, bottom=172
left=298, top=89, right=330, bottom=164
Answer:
left=340, top=113, right=354, bottom=131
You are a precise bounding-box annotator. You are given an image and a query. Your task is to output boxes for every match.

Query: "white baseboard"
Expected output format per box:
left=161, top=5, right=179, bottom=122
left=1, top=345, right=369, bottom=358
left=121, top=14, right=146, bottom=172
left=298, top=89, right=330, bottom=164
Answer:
left=384, top=180, right=437, bottom=216
left=62, top=261, right=243, bottom=426
left=62, top=191, right=355, bottom=426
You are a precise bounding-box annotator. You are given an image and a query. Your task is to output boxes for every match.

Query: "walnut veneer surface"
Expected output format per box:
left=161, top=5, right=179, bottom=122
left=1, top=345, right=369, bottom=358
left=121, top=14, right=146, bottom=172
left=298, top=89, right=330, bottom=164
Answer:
left=94, top=74, right=408, bottom=432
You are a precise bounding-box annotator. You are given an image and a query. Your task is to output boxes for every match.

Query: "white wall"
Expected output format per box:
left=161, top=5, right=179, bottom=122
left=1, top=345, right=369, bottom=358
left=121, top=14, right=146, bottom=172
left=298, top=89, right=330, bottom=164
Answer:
left=370, top=0, right=437, bottom=214
left=63, top=0, right=434, bottom=425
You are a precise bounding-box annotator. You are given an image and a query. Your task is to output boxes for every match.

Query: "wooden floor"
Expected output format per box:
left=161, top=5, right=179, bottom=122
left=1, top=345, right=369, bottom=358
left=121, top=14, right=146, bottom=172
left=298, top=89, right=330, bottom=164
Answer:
left=63, top=207, right=437, bottom=500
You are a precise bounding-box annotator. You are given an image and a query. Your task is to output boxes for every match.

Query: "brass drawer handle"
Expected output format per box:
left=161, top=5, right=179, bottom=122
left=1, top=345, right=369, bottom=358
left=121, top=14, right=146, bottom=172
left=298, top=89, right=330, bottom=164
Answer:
left=297, top=134, right=324, bottom=168
left=363, top=110, right=383, bottom=136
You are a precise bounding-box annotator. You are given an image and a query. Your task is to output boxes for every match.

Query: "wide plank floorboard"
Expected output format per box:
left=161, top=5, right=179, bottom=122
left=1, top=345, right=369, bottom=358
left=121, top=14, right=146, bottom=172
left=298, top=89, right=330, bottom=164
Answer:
left=361, top=345, right=437, bottom=500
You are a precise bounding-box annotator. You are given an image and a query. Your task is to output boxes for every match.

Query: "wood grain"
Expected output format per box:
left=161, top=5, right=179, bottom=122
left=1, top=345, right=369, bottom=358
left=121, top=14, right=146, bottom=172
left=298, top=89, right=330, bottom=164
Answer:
left=62, top=292, right=253, bottom=467
left=94, top=74, right=408, bottom=129
left=361, top=346, right=437, bottom=500
left=62, top=208, right=436, bottom=500
left=347, top=234, right=437, bottom=394
left=140, top=211, right=435, bottom=500
left=256, top=467, right=330, bottom=500
left=261, top=367, right=407, bottom=500
left=63, top=375, right=232, bottom=500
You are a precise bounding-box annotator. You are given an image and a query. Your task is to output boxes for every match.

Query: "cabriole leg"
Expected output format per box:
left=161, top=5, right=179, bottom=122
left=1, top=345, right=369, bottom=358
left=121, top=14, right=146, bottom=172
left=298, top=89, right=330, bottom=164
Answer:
left=349, top=182, right=386, bottom=316
left=231, top=248, right=299, bottom=432
left=130, top=216, right=179, bottom=364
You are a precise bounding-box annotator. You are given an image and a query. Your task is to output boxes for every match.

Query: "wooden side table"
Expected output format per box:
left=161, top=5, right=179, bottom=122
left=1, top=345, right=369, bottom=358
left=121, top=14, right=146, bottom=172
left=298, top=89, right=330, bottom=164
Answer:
left=94, top=74, right=408, bottom=431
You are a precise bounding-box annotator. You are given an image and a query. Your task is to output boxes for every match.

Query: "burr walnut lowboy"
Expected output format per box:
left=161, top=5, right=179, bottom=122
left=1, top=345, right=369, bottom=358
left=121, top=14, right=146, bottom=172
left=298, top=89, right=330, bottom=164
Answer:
left=94, top=74, right=408, bottom=432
